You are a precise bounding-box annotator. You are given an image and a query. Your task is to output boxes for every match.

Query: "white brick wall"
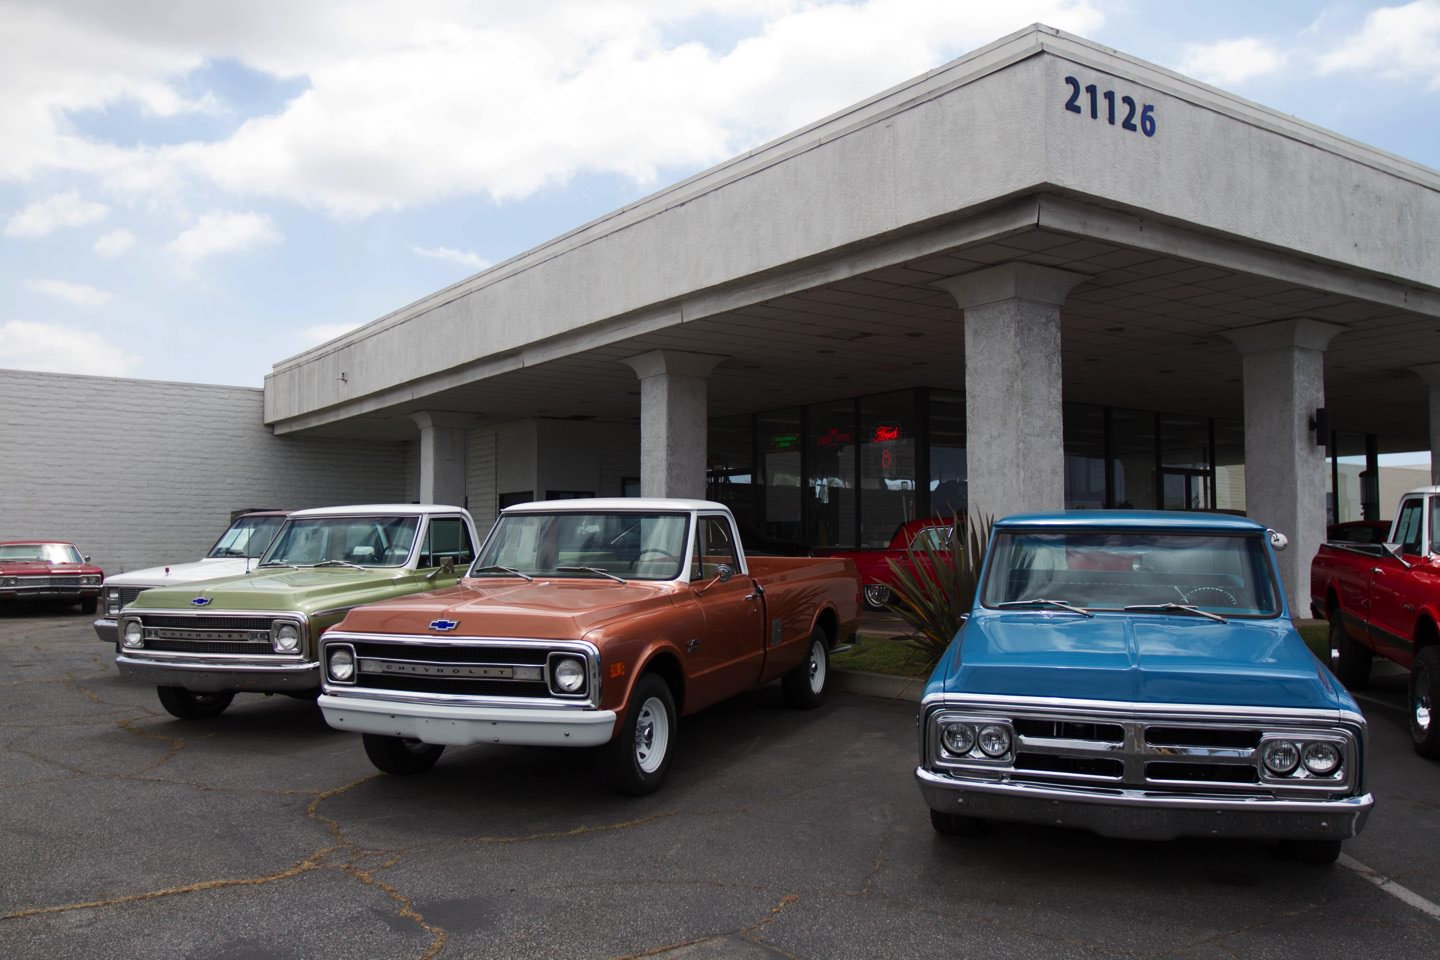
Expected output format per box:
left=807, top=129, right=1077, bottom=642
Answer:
left=0, top=369, right=412, bottom=574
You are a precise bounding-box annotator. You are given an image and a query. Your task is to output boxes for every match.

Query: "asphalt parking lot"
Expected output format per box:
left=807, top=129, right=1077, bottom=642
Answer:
left=3, top=607, right=1440, bottom=960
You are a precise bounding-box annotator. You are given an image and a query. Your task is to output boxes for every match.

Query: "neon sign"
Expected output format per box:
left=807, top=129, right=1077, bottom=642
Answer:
left=815, top=427, right=853, bottom=447
left=770, top=433, right=800, bottom=451
left=872, top=424, right=901, bottom=443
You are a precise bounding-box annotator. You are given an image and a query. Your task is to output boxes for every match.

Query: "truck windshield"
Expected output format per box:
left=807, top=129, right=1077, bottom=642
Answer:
left=980, top=530, right=1280, bottom=617
left=260, top=516, right=419, bottom=568
left=207, top=515, right=287, bottom=559
left=474, top=512, right=689, bottom=581
left=0, top=543, right=82, bottom=564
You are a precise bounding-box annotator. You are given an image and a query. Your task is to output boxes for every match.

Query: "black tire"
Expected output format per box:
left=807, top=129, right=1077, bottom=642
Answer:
left=362, top=733, right=444, bottom=775
left=603, top=673, right=676, bottom=796
left=79, top=597, right=98, bottom=615
left=1408, top=647, right=1440, bottom=758
left=1329, top=612, right=1371, bottom=690
left=1279, top=838, right=1342, bottom=865
left=782, top=628, right=830, bottom=709
left=156, top=686, right=234, bottom=719
left=930, top=808, right=984, bottom=836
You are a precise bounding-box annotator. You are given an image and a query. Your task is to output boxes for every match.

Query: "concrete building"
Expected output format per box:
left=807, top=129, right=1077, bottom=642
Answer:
left=5, top=25, right=1439, bottom=608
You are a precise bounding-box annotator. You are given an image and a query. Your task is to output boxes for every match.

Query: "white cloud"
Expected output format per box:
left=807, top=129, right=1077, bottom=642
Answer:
left=1178, top=37, right=1287, bottom=85
left=4, top=190, right=108, bottom=237
left=412, top=244, right=490, bottom=271
left=94, top=228, right=137, bottom=258
left=25, top=278, right=115, bottom=307
left=0, top=320, right=139, bottom=376
left=166, top=211, right=281, bottom=265
left=0, top=1, right=1106, bottom=216
left=1319, top=0, right=1440, bottom=89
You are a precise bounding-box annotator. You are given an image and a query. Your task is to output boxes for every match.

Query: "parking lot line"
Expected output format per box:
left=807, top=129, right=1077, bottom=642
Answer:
left=1340, top=855, right=1440, bottom=921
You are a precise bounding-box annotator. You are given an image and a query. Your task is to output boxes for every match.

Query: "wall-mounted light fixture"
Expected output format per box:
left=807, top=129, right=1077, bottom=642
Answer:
left=1309, top=407, right=1329, bottom=447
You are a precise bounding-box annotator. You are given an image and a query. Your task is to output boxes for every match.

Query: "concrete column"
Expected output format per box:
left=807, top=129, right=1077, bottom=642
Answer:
left=935, top=264, right=1087, bottom=521
left=1222, top=319, right=1344, bottom=615
left=621, top=351, right=725, bottom=500
left=1410, top=363, right=1440, bottom=485
left=410, top=411, right=475, bottom=506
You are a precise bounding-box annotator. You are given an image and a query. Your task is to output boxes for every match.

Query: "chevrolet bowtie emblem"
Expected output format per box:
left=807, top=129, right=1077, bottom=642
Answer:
left=191, top=597, right=212, bottom=606
left=430, top=619, right=459, bottom=631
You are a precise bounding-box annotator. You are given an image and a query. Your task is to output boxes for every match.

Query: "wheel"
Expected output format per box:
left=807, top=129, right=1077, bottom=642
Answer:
left=156, top=686, right=234, bottom=719
left=1278, top=838, right=1341, bottom=865
left=362, top=733, right=445, bottom=775
left=79, top=597, right=98, bottom=615
left=1408, top=647, right=1440, bottom=758
left=603, top=673, right=676, bottom=796
left=930, top=808, right=984, bottom=836
left=862, top=583, right=891, bottom=609
left=1329, top=612, right=1371, bottom=690
left=782, top=628, right=829, bottom=708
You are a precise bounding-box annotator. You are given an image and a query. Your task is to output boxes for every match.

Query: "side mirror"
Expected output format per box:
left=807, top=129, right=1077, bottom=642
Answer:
left=84, top=555, right=91, bottom=563
left=1382, top=543, right=1413, bottom=569
left=695, top=563, right=734, bottom=596
left=425, top=556, right=457, bottom=582
left=1267, top=529, right=1288, bottom=552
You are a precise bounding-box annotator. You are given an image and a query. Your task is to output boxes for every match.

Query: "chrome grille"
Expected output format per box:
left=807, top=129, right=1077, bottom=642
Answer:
left=118, top=587, right=146, bottom=606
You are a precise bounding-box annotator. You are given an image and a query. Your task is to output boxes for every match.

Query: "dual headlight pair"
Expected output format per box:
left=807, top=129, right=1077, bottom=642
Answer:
left=939, top=720, right=1013, bottom=761
left=324, top=646, right=589, bottom=697
left=1260, top=737, right=1343, bottom=778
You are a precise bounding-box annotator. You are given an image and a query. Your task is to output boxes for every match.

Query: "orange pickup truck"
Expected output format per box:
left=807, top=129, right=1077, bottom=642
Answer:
left=317, top=498, right=860, bottom=794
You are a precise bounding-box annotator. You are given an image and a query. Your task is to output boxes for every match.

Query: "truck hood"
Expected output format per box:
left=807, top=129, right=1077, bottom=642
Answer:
left=334, top=577, right=676, bottom=638
left=947, top=612, right=1347, bottom=711
left=103, top=557, right=252, bottom=588
left=0, top=560, right=103, bottom=576
left=129, top=567, right=432, bottom=615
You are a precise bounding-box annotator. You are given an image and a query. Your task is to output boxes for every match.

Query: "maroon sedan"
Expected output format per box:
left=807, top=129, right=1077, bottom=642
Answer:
left=0, top=541, right=105, bottom=614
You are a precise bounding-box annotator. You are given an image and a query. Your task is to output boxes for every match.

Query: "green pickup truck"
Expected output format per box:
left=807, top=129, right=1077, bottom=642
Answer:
left=114, top=504, right=479, bottom=719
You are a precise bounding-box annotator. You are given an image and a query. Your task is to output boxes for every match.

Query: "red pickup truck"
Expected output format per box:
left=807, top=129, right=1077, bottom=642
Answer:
left=817, top=517, right=954, bottom=608
left=1310, top=486, right=1440, bottom=756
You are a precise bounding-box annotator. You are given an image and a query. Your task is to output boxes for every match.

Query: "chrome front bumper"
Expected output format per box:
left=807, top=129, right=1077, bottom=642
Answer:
left=115, top=654, right=320, bottom=692
left=318, top=692, right=618, bottom=748
left=94, top=618, right=117, bottom=643
left=916, top=767, right=1373, bottom=841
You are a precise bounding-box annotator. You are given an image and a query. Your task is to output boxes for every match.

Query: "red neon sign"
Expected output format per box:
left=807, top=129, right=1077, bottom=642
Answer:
left=872, top=424, right=901, bottom=443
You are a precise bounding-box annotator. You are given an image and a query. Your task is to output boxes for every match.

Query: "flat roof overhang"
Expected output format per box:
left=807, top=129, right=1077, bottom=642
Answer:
left=263, top=25, right=1440, bottom=449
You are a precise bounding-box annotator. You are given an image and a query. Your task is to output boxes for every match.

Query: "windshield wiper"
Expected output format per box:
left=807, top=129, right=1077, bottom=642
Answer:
left=312, top=559, right=363, bottom=570
left=1123, top=603, right=1228, bottom=623
left=555, top=565, right=627, bottom=584
left=996, top=598, right=1094, bottom=617
left=471, top=564, right=534, bottom=581
left=258, top=561, right=299, bottom=569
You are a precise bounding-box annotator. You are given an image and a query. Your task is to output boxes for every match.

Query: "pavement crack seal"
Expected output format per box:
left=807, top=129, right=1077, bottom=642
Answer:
left=860, top=840, right=886, bottom=897
left=604, top=894, right=798, bottom=960
left=341, top=862, right=449, bottom=960
left=117, top=719, right=188, bottom=774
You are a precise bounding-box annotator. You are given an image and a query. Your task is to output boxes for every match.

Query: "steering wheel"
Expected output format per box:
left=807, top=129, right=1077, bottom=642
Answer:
left=1179, top=585, right=1238, bottom=607
left=636, top=549, right=680, bottom=563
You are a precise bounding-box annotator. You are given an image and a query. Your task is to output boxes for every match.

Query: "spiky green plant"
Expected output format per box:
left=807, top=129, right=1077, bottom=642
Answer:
left=884, top=513, right=993, bottom=665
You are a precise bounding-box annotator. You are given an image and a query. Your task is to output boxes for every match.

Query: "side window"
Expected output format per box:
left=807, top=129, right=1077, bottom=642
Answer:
left=691, top=515, right=740, bottom=580
left=1431, top=498, right=1440, bottom=555
left=1393, top=499, right=1424, bottom=555
left=420, top=518, right=476, bottom=568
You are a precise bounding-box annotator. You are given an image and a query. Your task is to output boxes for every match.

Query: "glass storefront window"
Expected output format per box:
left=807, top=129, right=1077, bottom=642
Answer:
left=860, top=391, right=916, bottom=547
left=1158, top=413, right=1213, bottom=511
left=1110, top=407, right=1157, bottom=510
left=929, top=391, right=967, bottom=520
left=1213, top=418, right=1245, bottom=514
left=707, top=414, right=755, bottom=525
left=1064, top=403, right=1106, bottom=509
left=806, top=399, right=856, bottom=547
left=758, top=409, right=803, bottom=543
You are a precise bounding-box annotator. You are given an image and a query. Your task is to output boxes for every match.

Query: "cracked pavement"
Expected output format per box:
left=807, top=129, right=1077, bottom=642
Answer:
left=3, top=608, right=1440, bottom=959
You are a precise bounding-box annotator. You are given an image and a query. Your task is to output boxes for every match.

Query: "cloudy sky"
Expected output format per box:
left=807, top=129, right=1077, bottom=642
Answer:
left=3, top=0, right=1437, bottom=387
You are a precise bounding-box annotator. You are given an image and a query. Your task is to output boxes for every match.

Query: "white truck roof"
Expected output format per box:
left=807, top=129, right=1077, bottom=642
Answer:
left=501, top=498, right=729, bottom=514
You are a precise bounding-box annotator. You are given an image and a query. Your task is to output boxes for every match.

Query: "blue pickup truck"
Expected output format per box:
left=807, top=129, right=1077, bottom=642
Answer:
left=915, top=511, right=1372, bottom=864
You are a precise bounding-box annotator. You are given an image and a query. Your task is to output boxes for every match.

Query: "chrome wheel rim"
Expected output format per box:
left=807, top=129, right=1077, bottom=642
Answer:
left=807, top=639, right=826, bottom=694
left=1416, top=670, right=1433, bottom=735
left=633, top=695, right=670, bottom=774
left=863, top=583, right=891, bottom=607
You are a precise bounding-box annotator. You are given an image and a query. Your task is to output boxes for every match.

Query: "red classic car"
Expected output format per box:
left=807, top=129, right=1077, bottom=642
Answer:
left=0, top=540, right=105, bottom=614
left=817, top=517, right=955, bottom=609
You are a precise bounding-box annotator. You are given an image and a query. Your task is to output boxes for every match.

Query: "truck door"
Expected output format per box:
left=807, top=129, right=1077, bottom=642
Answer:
left=1368, top=495, right=1425, bottom=665
left=684, top=513, right=765, bottom=711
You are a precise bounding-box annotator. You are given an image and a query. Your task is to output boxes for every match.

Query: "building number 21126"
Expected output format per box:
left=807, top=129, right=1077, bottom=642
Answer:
left=1064, top=76, right=1156, bottom=137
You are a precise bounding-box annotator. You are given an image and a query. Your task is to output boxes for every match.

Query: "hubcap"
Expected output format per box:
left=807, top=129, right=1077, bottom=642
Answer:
left=863, top=584, right=891, bottom=607
left=1416, top=672, right=1433, bottom=734
left=633, top=696, right=669, bottom=774
left=808, top=640, right=826, bottom=694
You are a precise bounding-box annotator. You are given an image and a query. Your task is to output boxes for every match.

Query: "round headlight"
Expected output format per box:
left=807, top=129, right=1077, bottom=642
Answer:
left=273, top=621, right=301, bottom=653
left=1263, top=739, right=1301, bottom=776
left=977, top=723, right=1012, bottom=758
left=1302, top=741, right=1341, bottom=776
left=328, top=648, right=355, bottom=682
left=941, top=723, right=976, bottom=756
left=122, top=621, right=144, bottom=648
left=552, top=657, right=585, bottom=694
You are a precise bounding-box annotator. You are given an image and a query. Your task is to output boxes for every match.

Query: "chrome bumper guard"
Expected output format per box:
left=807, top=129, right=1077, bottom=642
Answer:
left=318, top=692, right=618, bottom=748
left=115, top=654, right=319, bottom=692
left=916, top=767, right=1373, bottom=841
